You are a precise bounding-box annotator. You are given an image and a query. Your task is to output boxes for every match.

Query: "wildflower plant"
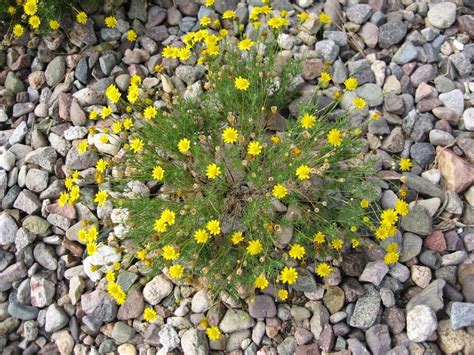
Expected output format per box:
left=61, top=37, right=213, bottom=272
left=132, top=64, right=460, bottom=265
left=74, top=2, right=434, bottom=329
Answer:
left=57, top=5, right=412, bottom=307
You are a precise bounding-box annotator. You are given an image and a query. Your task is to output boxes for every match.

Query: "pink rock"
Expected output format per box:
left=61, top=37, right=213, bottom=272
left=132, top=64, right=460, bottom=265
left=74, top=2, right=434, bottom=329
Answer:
left=46, top=203, right=76, bottom=220
left=296, top=343, right=321, bottom=355
left=415, top=82, right=437, bottom=103
left=424, top=230, right=447, bottom=252
left=432, top=107, right=460, bottom=125
left=437, top=147, right=474, bottom=193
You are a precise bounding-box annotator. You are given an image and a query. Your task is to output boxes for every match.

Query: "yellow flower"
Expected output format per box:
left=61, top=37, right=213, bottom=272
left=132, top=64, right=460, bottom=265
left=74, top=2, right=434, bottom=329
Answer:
left=375, top=226, right=388, bottom=240
left=112, top=121, right=122, bottom=134
left=130, top=137, right=144, bottom=153
left=96, top=159, right=108, bottom=173
left=130, top=74, right=141, bottom=86
left=222, top=127, right=239, bottom=144
left=205, top=0, right=215, bottom=6
left=29, top=15, right=41, bottom=30
left=384, top=252, right=399, bottom=265
left=247, top=141, right=262, bottom=156
left=255, top=275, right=269, bottom=290
left=154, top=218, right=167, bottom=233
left=77, top=140, right=88, bottom=155
left=320, top=71, right=331, bottom=85
left=194, top=229, right=209, bottom=244
left=87, top=242, right=97, bottom=256
left=101, top=106, right=113, bottom=119
left=331, top=239, right=344, bottom=250
left=206, top=326, right=221, bottom=341
left=297, top=12, right=310, bottom=21
left=161, top=209, right=176, bottom=225
left=370, top=112, right=381, bottom=120
left=178, top=138, right=191, bottom=154
left=239, top=38, right=254, bottom=51
left=381, top=209, right=398, bottom=225
left=105, top=16, right=117, bottom=28
left=300, top=113, right=316, bottom=129
left=230, top=231, right=244, bottom=245
left=386, top=242, right=399, bottom=253
left=13, top=24, right=24, bottom=38
left=289, top=244, right=305, bottom=260
left=319, top=12, right=331, bottom=24
left=344, top=77, right=358, bottom=91
left=143, top=307, right=157, bottom=322
left=296, top=164, right=310, bottom=180
left=162, top=245, right=179, bottom=260
left=69, top=186, right=80, bottom=204
left=351, top=238, right=360, bottom=248
left=89, top=110, right=98, bottom=120
left=222, top=10, right=235, bottom=19
left=144, top=106, right=157, bottom=120
left=76, top=11, right=88, bottom=24
left=105, top=84, right=121, bottom=104
left=169, top=264, right=184, bottom=279
left=206, top=220, right=220, bottom=235
left=267, top=17, right=289, bottom=29
left=272, top=184, right=288, bottom=199
left=152, top=166, right=165, bottom=181
left=206, top=163, right=221, bottom=179
left=94, top=190, right=108, bottom=207
left=313, top=231, right=325, bottom=244
left=58, top=192, right=69, bottom=207
left=105, top=271, right=115, bottom=283
left=360, top=199, right=369, bottom=208
left=280, top=267, right=298, bottom=285
left=127, top=85, right=139, bottom=103
left=235, top=76, right=250, bottom=91
left=271, top=135, right=281, bottom=145
left=395, top=199, right=409, bottom=216
left=123, top=118, right=134, bottom=130
left=327, top=129, right=343, bottom=147
left=247, top=240, right=263, bottom=255
left=49, top=20, right=60, bottom=30
left=23, top=0, right=37, bottom=16
left=399, top=158, right=412, bottom=172
left=7, top=6, right=16, bottom=15
left=219, top=29, right=228, bottom=38
left=200, top=17, right=212, bottom=27
left=126, top=30, right=137, bottom=41
left=353, top=97, right=366, bottom=110
left=278, top=289, right=288, bottom=301
left=315, top=263, right=333, bottom=277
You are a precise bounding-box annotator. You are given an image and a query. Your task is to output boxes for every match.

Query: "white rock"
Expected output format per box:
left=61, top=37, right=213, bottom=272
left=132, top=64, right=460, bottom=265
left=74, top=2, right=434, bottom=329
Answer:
left=407, top=305, right=437, bottom=342
left=0, top=213, right=18, bottom=245
left=462, top=108, right=474, bottom=131
left=191, top=289, right=210, bottom=313
left=427, top=2, right=457, bottom=29
left=143, top=275, right=173, bottom=305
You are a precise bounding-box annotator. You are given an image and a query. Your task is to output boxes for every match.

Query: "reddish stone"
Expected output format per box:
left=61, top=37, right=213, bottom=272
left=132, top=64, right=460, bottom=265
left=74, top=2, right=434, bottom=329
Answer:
left=302, top=58, right=324, bottom=80
left=434, top=119, right=452, bottom=133
left=62, top=239, right=83, bottom=257
left=437, top=147, right=474, bottom=193
left=296, top=344, right=321, bottom=355
left=415, top=82, right=437, bottom=103
left=424, top=230, right=447, bottom=252
left=432, top=107, right=460, bottom=125
left=46, top=203, right=76, bottom=220
left=58, top=93, right=72, bottom=121
left=416, top=98, right=441, bottom=112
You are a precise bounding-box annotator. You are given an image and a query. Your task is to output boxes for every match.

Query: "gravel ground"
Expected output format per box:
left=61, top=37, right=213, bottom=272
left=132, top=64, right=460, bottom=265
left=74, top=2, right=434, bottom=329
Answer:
left=1, top=0, right=474, bottom=354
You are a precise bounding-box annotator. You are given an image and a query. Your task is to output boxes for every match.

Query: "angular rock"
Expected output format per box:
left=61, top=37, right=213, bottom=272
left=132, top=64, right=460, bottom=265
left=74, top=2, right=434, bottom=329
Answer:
left=407, top=305, right=437, bottom=342
left=348, top=284, right=380, bottom=329
left=406, top=279, right=445, bottom=312
left=438, top=148, right=474, bottom=193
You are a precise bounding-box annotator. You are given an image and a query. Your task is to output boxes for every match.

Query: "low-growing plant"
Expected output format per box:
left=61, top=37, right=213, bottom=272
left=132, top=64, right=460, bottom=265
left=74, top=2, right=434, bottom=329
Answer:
left=58, top=4, right=412, bottom=317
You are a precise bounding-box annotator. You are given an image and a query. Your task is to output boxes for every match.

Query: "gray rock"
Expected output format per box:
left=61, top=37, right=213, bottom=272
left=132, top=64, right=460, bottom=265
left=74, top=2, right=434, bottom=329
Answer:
left=249, top=295, right=277, bottom=319
left=407, top=305, right=437, bottom=342
left=403, top=172, right=445, bottom=200
left=181, top=329, right=209, bottom=355
left=429, top=129, right=454, bottom=146
left=357, top=83, right=383, bottom=107
left=0, top=250, right=14, bottom=272
left=13, top=190, right=41, bottom=214
left=410, top=142, right=435, bottom=168
left=277, top=336, right=297, bottom=355
left=346, top=4, right=372, bottom=24
left=33, top=243, right=57, bottom=270
left=450, top=302, right=474, bottom=329
left=175, top=65, right=203, bottom=86
left=359, top=261, right=389, bottom=286
left=143, top=275, right=173, bottom=305
left=25, top=169, right=48, bottom=193
left=365, top=324, right=391, bottom=355
left=81, top=290, right=117, bottom=322
left=379, top=21, right=407, bottom=49
left=315, top=40, right=339, bottom=63
left=0, top=214, right=18, bottom=246
left=393, top=41, right=418, bottom=65
left=25, top=147, right=57, bottom=173
left=12, top=102, right=35, bottom=117
left=406, top=279, right=445, bottom=312
left=65, top=146, right=98, bottom=170
left=159, top=324, right=180, bottom=351
left=410, top=64, right=437, bottom=87
left=310, top=302, right=329, bottom=340
left=45, top=304, right=68, bottom=332
left=292, top=269, right=317, bottom=293
left=45, top=57, right=66, bottom=87
left=220, top=309, right=255, bottom=333
left=112, top=321, right=136, bottom=343
left=348, top=284, right=381, bottom=329
left=439, top=89, right=464, bottom=117
left=462, top=108, right=474, bottom=131
left=9, top=122, right=28, bottom=145
left=8, top=292, right=38, bottom=321
left=5, top=72, right=25, bottom=93
left=128, top=0, right=147, bottom=21
left=450, top=52, right=472, bottom=78
left=400, top=206, right=432, bottom=236
left=399, top=232, right=423, bottom=262
left=100, top=28, right=121, bottom=42
left=427, top=2, right=457, bottom=29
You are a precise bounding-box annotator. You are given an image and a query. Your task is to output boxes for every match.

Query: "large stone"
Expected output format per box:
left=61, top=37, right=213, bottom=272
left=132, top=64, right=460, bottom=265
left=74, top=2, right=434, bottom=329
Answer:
left=438, top=148, right=474, bottom=193
left=0, top=213, right=18, bottom=246
left=406, top=279, right=445, bottom=312
left=427, top=2, right=457, bottom=29
left=378, top=21, right=407, bottom=49
left=437, top=319, right=468, bottom=353
left=450, top=302, right=474, bottom=329
left=248, top=295, right=276, bottom=319
left=143, top=275, right=173, bottom=305
left=45, top=57, right=66, bottom=87
left=25, top=147, right=57, bottom=173
left=219, top=309, right=255, bottom=333
left=365, top=324, right=391, bottom=355
left=400, top=206, right=432, bottom=236
left=359, top=261, right=389, bottom=286
left=406, top=305, right=437, bottom=342
left=181, top=329, right=209, bottom=355
left=348, top=284, right=380, bottom=330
